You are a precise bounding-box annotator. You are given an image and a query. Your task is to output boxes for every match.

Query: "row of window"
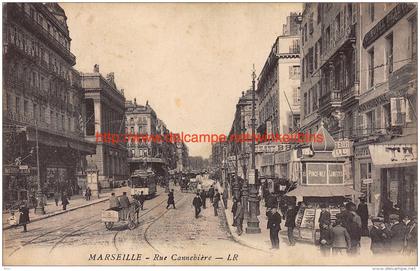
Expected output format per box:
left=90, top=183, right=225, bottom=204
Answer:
left=8, top=24, right=72, bottom=81
left=19, top=3, right=70, bottom=50
left=6, top=93, right=79, bottom=133
left=303, top=84, right=319, bottom=116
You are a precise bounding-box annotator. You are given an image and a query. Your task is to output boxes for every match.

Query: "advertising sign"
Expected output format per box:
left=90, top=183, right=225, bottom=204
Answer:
left=255, top=144, right=291, bottom=153
left=305, top=163, right=344, bottom=185
left=307, top=164, right=328, bottom=184
left=369, top=144, right=417, bottom=167
left=333, top=139, right=353, bottom=158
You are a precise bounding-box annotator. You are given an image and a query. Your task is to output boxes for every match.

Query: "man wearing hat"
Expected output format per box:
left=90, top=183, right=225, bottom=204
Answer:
left=357, top=197, right=369, bottom=236
left=370, top=217, right=389, bottom=254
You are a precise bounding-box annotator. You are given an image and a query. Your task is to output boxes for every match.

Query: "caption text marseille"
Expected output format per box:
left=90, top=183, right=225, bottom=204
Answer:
left=95, top=132, right=324, bottom=144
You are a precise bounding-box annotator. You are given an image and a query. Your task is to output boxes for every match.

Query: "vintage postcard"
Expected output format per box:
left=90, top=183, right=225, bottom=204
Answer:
left=2, top=2, right=418, bottom=266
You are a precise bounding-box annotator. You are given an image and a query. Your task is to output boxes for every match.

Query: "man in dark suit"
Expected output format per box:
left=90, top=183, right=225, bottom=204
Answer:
left=285, top=204, right=297, bottom=246
left=200, top=189, right=207, bottom=209
left=267, top=207, right=282, bottom=249
left=192, top=193, right=202, bottom=218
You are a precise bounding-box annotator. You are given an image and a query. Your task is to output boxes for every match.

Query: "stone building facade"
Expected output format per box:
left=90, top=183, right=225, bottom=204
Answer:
left=3, top=3, right=96, bottom=206
left=81, top=65, right=128, bottom=188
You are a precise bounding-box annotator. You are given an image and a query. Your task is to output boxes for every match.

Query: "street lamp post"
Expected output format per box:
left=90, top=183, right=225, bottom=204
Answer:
left=240, top=152, right=249, bottom=221
left=34, top=121, right=45, bottom=214
left=246, top=65, right=261, bottom=234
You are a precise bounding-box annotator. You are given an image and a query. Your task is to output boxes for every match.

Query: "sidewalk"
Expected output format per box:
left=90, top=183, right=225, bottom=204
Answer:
left=3, top=187, right=128, bottom=230
left=222, top=197, right=373, bottom=257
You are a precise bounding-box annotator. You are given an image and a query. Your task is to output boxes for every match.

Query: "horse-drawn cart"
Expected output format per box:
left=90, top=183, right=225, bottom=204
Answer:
left=101, top=205, right=139, bottom=230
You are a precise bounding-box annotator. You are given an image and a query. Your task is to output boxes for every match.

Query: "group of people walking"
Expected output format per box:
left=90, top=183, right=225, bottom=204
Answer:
left=318, top=199, right=417, bottom=256
left=192, top=185, right=225, bottom=218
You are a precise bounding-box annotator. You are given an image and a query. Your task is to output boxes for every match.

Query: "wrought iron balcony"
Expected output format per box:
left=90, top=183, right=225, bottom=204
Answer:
left=319, top=89, right=341, bottom=111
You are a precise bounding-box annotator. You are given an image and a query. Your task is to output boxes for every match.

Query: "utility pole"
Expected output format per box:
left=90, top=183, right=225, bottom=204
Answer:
left=34, top=121, right=45, bottom=214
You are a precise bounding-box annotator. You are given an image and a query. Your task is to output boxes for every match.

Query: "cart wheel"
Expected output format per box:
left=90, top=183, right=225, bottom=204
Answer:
left=127, top=213, right=137, bottom=230
left=105, top=222, right=114, bottom=230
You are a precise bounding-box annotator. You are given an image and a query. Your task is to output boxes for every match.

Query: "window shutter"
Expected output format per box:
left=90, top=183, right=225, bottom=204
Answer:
left=406, top=98, right=413, bottom=123
left=362, top=114, right=367, bottom=135
left=376, top=106, right=382, bottom=133
left=391, top=97, right=406, bottom=126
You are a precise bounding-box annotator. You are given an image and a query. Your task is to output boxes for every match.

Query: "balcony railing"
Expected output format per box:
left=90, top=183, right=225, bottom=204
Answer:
left=319, top=89, right=341, bottom=109
left=321, top=24, right=355, bottom=66
left=341, top=83, right=360, bottom=101
left=11, top=5, right=76, bottom=65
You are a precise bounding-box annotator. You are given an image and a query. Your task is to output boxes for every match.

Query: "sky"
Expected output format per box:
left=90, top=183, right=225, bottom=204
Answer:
left=61, top=3, right=302, bottom=158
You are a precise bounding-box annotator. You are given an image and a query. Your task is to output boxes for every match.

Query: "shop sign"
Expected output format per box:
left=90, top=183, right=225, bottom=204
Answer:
left=333, top=139, right=353, bottom=158
left=354, top=146, right=370, bottom=158
left=261, top=153, right=274, bottom=167
left=363, top=178, right=373, bottom=184
left=363, top=3, right=416, bottom=48
left=302, top=147, right=314, bottom=156
left=255, top=144, right=291, bottom=153
left=4, top=165, right=31, bottom=175
left=369, top=144, right=417, bottom=166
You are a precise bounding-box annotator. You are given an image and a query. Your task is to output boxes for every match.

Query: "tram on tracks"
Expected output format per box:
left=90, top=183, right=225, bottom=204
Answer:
left=129, top=169, right=157, bottom=198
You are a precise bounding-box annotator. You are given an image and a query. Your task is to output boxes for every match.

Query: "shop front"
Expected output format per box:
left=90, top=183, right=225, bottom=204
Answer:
left=369, top=134, right=418, bottom=217
left=285, top=124, right=360, bottom=244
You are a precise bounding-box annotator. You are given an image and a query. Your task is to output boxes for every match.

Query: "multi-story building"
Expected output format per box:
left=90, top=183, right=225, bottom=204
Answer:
left=255, top=12, right=301, bottom=179
left=176, top=142, right=189, bottom=173
left=3, top=3, right=96, bottom=206
left=300, top=3, right=418, bottom=217
left=300, top=3, right=359, bottom=138
left=355, top=3, right=417, bottom=216
left=227, top=89, right=254, bottom=178
left=82, top=65, right=128, bottom=188
left=256, top=12, right=301, bottom=136
left=125, top=99, right=172, bottom=177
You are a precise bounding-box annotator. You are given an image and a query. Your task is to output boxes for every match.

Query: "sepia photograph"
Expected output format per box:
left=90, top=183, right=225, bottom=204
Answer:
left=1, top=2, right=418, bottom=267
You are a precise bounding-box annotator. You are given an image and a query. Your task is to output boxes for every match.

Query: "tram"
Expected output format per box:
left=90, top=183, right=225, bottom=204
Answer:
left=129, top=169, right=157, bottom=198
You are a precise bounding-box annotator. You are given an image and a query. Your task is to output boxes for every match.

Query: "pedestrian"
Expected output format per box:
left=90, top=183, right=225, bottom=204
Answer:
left=234, top=200, right=244, bottom=235
left=285, top=204, right=297, bottom=246
left=319, top=204, right=332, bottom=256
left=403, top=215, right=417, bottom=255
left=213, top=189, right=221, bottom=216
left=119, top=192, right=130, bottom=220
left=389, top=214, right=407, bottom=253
left=138, top=191, right=146, bottom=210
left=54, top=191, right=60, bottom=206
left=18, top=200, right=30, bottom=232
left=331, top=218, right=351, bottom=255
left=200, top=189, right=207, bottom=209
left=131, top=195, right=140, bottom=221
left=109, top=192, right=121, bottom=211
left=192, top=193, right=202, bottom=219
left=370, top=217, right=389, bottom=254
left=382, top=197, right=394, bottom=223
left=346, top=202, right=362, bottom=255
left=208, top=185, right=215, bottom=203
left=357, top=197, right=369, bottom=236
left=231, top=197, right=238, bottom=227
left=222, top=188, right=228, bottom=209
left=86, top=187, right=92, bottom=201
left=167, top=189, right=176, bottom=209
left=267, top=207, right=282, bottom=249
left=61, top=193, right=69, bottom=211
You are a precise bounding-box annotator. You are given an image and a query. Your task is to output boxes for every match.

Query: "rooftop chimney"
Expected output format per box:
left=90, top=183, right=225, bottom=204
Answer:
left=134, top=98, right=137, bottom=106
left=93, top=64, right=99, bottom=73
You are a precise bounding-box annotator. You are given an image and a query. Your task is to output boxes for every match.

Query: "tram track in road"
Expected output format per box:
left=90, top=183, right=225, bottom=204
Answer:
left=142, top=195, right=188, bottom=254
left=112, top=197, right=168, bottom=251
left=113, top=191, right=188, bottom=253
left=49, top=193, right=169, bottom=254
left=8, top=208, right=103, bottom=257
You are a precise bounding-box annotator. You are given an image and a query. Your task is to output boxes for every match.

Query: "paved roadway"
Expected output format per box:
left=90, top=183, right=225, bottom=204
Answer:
left=3, top=185, right=271, bottom=265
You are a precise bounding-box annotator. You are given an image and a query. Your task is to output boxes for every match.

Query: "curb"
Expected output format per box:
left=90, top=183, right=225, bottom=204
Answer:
left=3, top=197, right=109, bottom=230
left=220, top=199, right=272, bottom=254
